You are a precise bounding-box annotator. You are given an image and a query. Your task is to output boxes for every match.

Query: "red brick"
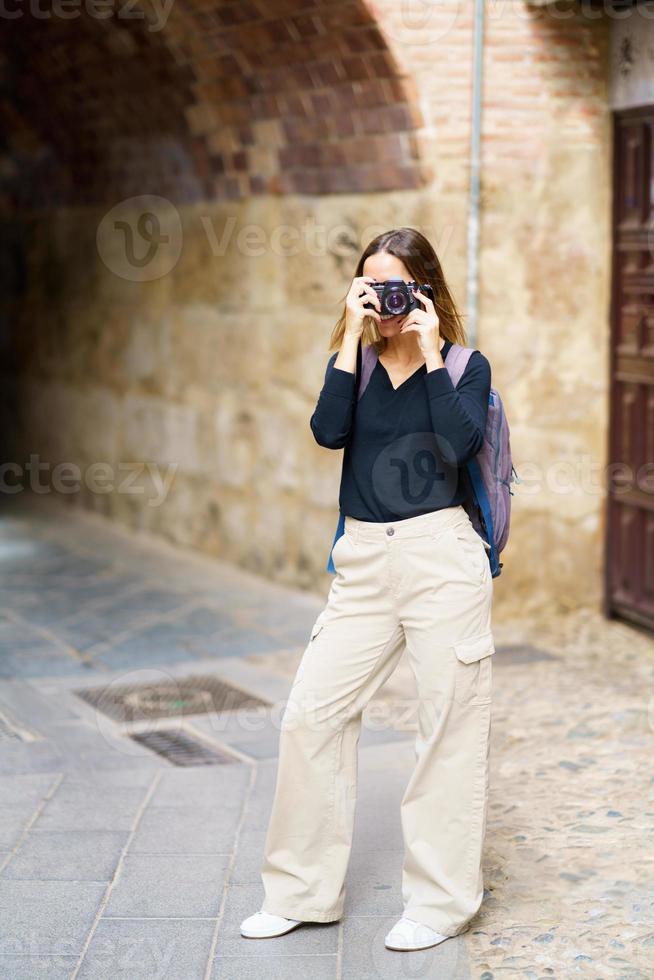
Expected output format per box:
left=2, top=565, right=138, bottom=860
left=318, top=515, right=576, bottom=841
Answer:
left=249, top=95, right=279, bottom=120
left=354, top=102, right=421, bottom=136
left=209, top=153, right=226, bottom=175
left=249, top=174, right=267, bottom=194
left=219, top=102, right=252, bottom=126
left=341, top=55, right=372, bottom=81
left=320, top=3, right=372, bottom=31
left=265, top=19, right=297, bottom=44
left=348, top=79, right=393, bottom=109
left=366, top=51, right=397, bottom=78
left=318, top=143, right=347, bottom=168
left=288, top=64, right=319, bottom=89
left=312, top=60, right=343, bottom=87
left=282, top=117, right=321, bottom=142
left=277, top=93, right=305, bottom=117
left=290, top=14, right=325, bottom=38
left=293, top=170, right=334, bottom=194
left=342, top=26, right=388, bottom=54
left=333, top=113, right=357, bottom=138
left=212, top=175, right=242, bottom=199
left=231, top=150, right=248, bottom=172
left=309, top=91, right=335, bottom=116
left=236, top=23, right=275, bottom=56
left=279, top=142, right=322, bottom=169
left=346, top=133, right=410, bottom=167
left=237, top=124, right=255, bottom=146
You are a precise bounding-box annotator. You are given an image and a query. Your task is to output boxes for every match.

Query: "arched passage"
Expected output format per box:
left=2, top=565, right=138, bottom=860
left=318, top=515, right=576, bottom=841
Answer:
left=2, top=0, right=429, bottom=208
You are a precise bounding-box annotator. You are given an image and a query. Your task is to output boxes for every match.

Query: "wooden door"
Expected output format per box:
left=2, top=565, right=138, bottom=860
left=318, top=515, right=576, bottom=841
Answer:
left=606, top=106, right=654, bottom=632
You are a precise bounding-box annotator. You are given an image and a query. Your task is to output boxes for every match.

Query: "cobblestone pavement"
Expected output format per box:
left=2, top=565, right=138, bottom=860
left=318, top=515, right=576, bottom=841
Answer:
left=0, top=495, right=652, bottom=979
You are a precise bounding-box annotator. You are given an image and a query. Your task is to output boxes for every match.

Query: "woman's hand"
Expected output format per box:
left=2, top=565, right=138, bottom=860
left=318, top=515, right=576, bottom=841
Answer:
left=344, top=276, right=381, bottom=337
left=399, top=288, right=441, bottom=358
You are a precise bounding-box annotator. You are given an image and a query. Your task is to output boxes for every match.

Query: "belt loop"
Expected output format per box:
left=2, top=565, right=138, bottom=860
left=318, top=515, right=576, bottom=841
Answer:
left=345, top=516, right=359, bottom=545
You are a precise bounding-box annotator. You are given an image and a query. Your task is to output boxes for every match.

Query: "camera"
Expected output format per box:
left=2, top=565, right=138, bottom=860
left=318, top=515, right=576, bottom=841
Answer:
left=363, top=278, right=434, bottom=317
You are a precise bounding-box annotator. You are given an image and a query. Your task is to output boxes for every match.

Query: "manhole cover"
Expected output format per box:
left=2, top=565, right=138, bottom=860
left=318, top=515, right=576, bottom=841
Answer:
left=75, top=674, right=270, bottom=722
left=130, top=729, right=242, bottom=766
left=494, top=644, right=559, bottom=664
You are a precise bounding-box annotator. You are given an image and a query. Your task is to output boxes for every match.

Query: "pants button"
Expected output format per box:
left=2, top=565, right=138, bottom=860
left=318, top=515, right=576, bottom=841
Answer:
left=386, top=527, right=395, bottom=536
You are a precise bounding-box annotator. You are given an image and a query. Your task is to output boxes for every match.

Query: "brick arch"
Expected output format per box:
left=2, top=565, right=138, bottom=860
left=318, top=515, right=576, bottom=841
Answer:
left=2, top=1, right=428, bottom=208
left=182, top=0, right=429, bottom=197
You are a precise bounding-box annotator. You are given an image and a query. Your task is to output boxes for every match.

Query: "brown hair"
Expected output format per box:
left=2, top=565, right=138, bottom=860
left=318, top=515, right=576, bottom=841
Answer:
left=328, top=227, right=467, bottom=354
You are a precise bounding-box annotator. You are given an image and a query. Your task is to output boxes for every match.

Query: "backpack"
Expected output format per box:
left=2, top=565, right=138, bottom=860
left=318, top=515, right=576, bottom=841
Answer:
left=326, top=341, right=519, bottom=577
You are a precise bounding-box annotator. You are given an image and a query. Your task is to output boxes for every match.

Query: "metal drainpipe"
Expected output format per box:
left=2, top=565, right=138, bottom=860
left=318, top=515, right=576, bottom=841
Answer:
left=466, top=0, right=485, bottom=345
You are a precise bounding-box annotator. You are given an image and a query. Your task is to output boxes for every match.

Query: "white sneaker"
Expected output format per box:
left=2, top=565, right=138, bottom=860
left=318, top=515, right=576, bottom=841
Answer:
left=384, top=916, right=450, bottom=951
left=240, top=909, right=304, bottom=939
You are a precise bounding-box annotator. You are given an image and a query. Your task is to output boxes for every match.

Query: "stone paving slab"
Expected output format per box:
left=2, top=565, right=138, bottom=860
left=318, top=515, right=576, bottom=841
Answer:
left=0, top=879, right=107, bottom=956
left=0, top=645, right=88, bottom=680
left=2, top=830, right=131, bottom=881
left=212, top=953, right=338, bottom=980
left=103, top=853, right=232, bottom=918
left=33, top=781, right=153, bottom=833
left=77, top=918, right=217, bottom=980
left=0, top=740, right=82, bottom=778
left=148, top=766, right=252, bottom=809
left=90, top=628, right=306, bottom=670
left=128, top=804, right=240, bottom=855
left=228, top=829, right=267, bottom=886
left=0, top=954, right=79, bottom=979
left=0, top=680, right=82, bottom=725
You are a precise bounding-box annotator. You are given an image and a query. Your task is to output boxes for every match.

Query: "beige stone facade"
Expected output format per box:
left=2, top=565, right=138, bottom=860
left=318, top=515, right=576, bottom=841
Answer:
left=2, top=1, right=631, bottom=618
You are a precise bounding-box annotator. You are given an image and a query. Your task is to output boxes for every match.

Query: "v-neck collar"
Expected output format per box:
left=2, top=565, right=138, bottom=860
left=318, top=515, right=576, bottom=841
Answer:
left=376, top=359, right=425, bottom=392
left=377, top=339, right=453, bottom=392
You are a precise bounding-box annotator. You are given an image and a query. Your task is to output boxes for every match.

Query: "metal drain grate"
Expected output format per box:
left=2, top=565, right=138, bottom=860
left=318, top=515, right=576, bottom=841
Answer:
left=75, top=674, right=271, bottom=722
left=129, top=729, right=241, bottom=766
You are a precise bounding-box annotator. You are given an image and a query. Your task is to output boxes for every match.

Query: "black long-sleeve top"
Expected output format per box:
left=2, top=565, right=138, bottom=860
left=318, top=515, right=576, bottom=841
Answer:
left=310, top=339, right=491, bottom=522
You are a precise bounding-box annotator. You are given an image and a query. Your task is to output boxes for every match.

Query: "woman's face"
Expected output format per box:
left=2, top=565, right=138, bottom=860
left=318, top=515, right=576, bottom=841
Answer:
left=362, top=251, right=414, bottom=338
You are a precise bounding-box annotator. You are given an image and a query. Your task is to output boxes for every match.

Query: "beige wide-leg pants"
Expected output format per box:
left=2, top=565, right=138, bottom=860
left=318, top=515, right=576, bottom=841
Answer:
left=260, top=504, right=494, bottom=937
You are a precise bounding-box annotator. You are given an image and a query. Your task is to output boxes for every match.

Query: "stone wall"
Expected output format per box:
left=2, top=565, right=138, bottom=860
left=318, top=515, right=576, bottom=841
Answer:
left=609, top=5, right=654, bottom=109
left=1, top=0, right=613, bottom=615
left=481, top=2, right=612, bottom=614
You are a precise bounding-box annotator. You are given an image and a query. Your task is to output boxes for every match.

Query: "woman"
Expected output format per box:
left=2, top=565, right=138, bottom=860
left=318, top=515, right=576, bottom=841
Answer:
left=241, top=227, right=494, bottom=952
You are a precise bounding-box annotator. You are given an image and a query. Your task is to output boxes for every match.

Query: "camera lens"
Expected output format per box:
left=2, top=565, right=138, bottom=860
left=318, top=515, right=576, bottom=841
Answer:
left=385, top=287, right=407, bottom=315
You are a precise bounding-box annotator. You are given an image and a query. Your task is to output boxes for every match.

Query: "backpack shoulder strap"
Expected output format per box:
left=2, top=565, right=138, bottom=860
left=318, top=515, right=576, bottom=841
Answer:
left=357, top=342, right=378, bottom=401
left=445, top=343, right=475, bottom=388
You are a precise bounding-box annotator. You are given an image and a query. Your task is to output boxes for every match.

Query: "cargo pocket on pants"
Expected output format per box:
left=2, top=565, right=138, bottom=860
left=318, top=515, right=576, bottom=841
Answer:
left=451, top=630, right=494, bottom=706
